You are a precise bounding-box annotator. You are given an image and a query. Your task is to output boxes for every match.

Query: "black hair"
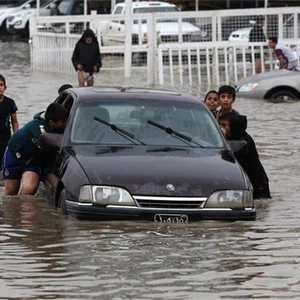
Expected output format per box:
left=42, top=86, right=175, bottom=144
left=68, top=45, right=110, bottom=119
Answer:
left=256, top=15, right=265, bottom=23
left=218, top=85, right=236, bottom=99
left=58, top=84, right=72, bottom=94
left=80, top=29, right=97, bottom=43
left=45, top=103, right=69, bottom=122
left=218, top=111, right=236, bottom=121
left=204, top=90, right=219, bottom=101
left=0, top=74, right=6, bottom=86
left=268, top=36, right=278, bottom=44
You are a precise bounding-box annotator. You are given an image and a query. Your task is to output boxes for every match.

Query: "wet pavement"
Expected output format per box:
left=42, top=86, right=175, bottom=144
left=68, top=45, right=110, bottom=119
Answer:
left=1, top=37, right=300, bottom=299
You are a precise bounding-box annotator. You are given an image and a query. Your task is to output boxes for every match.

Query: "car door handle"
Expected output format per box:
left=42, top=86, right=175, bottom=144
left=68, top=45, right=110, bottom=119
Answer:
left=109, top=26, right=112, bottom=30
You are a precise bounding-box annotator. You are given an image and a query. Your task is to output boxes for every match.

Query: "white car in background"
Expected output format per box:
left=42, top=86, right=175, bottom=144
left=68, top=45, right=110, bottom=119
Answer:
left=0, top=0, right=34, bottom=33
left=95, top=1, right=208, bottom=46
left=6, top=0, right=58, bottom=36
left=228, top=27, right=251, bottom=42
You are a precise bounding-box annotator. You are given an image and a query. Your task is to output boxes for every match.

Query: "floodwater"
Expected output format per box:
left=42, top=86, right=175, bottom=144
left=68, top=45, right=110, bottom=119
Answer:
left=1, top=37, right=300, bottom=300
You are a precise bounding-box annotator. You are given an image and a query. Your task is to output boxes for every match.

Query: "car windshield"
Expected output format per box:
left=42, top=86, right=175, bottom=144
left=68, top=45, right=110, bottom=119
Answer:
left=133, top=7, right=179, bottom=13
left=9, top=0, right=26, bottom=7
left=70, top=99, right=224, bottom=148
left=56, top=0, right=71, bottom=14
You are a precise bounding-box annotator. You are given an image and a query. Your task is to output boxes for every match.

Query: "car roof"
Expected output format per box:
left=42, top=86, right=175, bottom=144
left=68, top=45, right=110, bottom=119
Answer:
left=66, top=86, right=202, bottom=105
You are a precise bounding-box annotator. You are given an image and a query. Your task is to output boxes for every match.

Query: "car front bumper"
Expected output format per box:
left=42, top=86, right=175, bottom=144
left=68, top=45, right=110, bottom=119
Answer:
left=65, top=200, right=256, bottom=221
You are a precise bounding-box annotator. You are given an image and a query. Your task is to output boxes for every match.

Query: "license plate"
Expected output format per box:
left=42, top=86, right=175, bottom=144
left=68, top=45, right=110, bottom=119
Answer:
left=154, top=214, right=188, bottom=223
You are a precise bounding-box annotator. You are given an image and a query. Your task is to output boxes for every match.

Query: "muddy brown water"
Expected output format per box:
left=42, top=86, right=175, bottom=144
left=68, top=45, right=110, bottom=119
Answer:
left=1, top=38, right=300, bottom=300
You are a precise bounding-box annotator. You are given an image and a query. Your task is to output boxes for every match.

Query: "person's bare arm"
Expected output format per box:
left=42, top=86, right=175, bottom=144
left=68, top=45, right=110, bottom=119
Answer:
left=11, top=112, right=19, bottom=132
left=278, top=55, right=285, bottom=69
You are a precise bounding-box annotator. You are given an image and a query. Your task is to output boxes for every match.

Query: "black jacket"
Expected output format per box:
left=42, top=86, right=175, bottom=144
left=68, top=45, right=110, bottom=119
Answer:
left=72, top=29, right=102, bottom=74
left=228, top=115, right=271, bottom=199
left=249, top=24, right=266, bottom=42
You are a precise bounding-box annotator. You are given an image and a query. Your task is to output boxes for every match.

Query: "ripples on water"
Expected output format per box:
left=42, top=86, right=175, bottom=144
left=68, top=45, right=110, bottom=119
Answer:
left=1, top=38, right=300, bottom=299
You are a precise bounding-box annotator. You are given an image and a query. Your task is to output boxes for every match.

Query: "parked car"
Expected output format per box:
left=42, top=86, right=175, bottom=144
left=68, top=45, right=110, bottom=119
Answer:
left=0, top=0, right=35, bottom=33
left=228, top=27, right=251, bottom=42
left=222, top=15, right=256, bottom=40
left=6, top=0, right=59, bottom=36
left=40, top=87, right=256, bottom=222
left=93, top=1, right=208, bottom=46
left=236, top=68, right=300, bottom=100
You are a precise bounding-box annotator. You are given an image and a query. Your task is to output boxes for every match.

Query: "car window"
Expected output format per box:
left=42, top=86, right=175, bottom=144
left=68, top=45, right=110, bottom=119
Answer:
left=54, top=93, right=73, bottom=111
left=114, top=6, right=123, bottom=14
left=70, top=100, right=224, bottom=148
left=56, top=0, right=71, bottom=14
left=71, top=1, right=83, bottom=14
left=133, top=7, right=179, bottom=13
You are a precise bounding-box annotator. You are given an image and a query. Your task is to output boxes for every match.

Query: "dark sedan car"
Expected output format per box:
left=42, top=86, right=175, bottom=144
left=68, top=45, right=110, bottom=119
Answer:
left=40, top=87, right=256, bottom=222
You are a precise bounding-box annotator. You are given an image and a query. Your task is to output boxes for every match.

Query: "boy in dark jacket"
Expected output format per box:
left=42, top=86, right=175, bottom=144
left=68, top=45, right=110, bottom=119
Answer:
left=72, top=29, right=102, bottom=87
left=0, top=74, right=19, bottom=167
left=219, top=113, right=271, bottom=199
left=3, top=103, right=69, bottom=196
left=216, top=85, right=239, bottom=121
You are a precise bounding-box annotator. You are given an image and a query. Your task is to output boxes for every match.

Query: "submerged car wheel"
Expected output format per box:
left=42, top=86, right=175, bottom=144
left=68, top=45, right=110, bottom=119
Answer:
left=268, top=89, right=299, bottom=101
left=58, top=189, right=68, bottom=215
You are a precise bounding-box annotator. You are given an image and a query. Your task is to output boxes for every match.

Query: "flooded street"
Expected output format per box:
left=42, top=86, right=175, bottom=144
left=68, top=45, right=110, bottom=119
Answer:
left=1, top=38, right=300, bottom=300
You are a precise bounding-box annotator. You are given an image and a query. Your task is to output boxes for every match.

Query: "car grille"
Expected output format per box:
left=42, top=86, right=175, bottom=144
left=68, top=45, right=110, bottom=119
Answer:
left=161, top=34, right=191, bottom=43
left=133, top=196, right=206, bottom=209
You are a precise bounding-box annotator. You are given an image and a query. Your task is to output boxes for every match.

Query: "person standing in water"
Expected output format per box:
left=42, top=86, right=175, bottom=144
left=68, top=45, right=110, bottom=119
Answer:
left=0, top=74, right=19, bottom=169
left=72, top=29, right=102, bottom=87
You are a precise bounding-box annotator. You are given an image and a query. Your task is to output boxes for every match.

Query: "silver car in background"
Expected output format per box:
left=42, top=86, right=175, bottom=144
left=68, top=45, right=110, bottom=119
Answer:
left=236, top=68, right=300, bottom=100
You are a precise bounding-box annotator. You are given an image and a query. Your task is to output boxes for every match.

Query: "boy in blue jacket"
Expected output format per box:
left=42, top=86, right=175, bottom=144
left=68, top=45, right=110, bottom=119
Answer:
left=3, top=103, right=69, bottom=196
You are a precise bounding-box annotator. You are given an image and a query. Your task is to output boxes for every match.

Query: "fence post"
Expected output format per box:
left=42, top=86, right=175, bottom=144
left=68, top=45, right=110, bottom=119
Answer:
left=147, top=14, right=155, bottom=85
left=211, top=15, right=217, bottom=86
left=124, top=0, right=132, bottom=78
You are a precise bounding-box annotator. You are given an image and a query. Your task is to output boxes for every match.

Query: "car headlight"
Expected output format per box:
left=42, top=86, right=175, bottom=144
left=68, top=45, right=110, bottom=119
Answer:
left=79, top=185, right=136, bottom=206
left=205, top=190, right=253, bottom=209
left=238, top=82, right=260, bottom=92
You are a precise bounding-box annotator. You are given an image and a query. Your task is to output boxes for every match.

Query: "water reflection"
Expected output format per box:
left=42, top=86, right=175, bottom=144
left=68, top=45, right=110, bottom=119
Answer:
left=1, top=37, right=300, bottom=299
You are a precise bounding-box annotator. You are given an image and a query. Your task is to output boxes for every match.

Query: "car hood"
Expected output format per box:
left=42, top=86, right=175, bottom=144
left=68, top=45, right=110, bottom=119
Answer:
left=237, top=69, right=298, bottom=85
left=71, top=145, right=245, bottom=197
left=0, top=6, right=16, bottom=15
left=156, top=21, right=200, bottom=34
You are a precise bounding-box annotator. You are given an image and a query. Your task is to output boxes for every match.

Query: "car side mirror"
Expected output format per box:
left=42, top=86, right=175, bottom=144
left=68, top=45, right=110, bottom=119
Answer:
left=40, top=132, right=63, bottom=149
left=23, top=3, right=31, bottom=9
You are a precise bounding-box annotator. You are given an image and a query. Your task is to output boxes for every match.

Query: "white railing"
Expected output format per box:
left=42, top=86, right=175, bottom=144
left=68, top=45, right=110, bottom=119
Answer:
left=158, top=41, right=300, bottom=86
left=31, top=6, right=300, bottom=86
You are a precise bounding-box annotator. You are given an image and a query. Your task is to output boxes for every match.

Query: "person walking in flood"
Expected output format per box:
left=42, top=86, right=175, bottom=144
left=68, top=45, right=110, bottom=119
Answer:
left=72, top=29, right=102, bottom=87
left=249, top=15, right=267, bottom=74
left=0, top=74, right=19, bottom=169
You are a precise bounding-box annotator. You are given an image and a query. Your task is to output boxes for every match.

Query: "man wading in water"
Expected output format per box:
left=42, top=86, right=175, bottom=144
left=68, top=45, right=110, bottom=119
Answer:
left=72, top=29, right=102, bottom=87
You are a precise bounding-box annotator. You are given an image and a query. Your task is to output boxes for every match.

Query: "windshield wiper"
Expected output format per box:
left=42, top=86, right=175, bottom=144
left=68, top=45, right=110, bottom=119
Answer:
left=94, top=116, right=146, bottom=146
left=147, top=119, right=204, bottom=148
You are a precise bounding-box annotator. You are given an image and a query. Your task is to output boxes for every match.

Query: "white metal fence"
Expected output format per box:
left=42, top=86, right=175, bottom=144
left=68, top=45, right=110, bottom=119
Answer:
left=30, top=6, right=300, bottom=86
